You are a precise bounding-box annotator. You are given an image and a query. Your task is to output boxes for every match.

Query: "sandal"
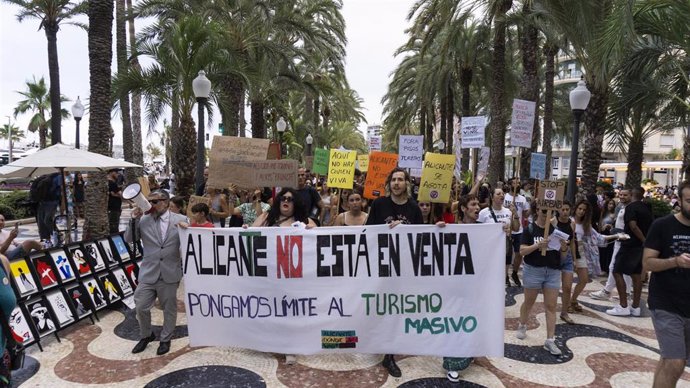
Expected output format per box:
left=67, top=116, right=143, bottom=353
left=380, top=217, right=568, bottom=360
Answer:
left=570, top=302, right=583, bottom=312
left=560, top=314, right=575, bottom=325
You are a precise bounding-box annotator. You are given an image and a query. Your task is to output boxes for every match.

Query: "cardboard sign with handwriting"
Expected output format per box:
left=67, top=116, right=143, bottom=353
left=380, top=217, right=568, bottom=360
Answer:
left=327, top=149, right=357, bottom=189
left=418, top=152, right=455, bottom=203
left=536, top=180, right=565, bottom=210
left=187, top=195, right=211, bottom=218
left=357, top=154, right=369, bottom=172
left=208, top=160, right=298, bottom=189
left=208, top=137, right=271, bottom=188
left=363, top=152, right=399, bottom=199
left=312, top=148, right=330, bottom=175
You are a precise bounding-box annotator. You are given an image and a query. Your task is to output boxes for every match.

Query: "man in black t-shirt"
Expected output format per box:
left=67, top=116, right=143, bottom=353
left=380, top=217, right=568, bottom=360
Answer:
left=296, top=168, right=323, bottom=221
left=366, top=167, right=423, bottom=377
left=643, top=181, right=690, bottom=387
left=608, top=187, right=653, bottom=317
left=107, top=169, right=122, bottom=234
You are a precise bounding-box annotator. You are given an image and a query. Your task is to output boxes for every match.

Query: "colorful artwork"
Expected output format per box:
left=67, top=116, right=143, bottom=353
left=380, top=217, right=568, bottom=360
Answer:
left=9, top=306, right=34, bottom=345
left=68, top=245, right=92, bottom=276
left=84, top=243, right=105, bottom=271
left=28, top=299, right=56, bottom=337
left=9, top=259, right=37, bottom=296
left=98, top=273, right=121, bottom=303
left=49, top=249, right=76, bottom=282
left=125, top=264, right=138, bottom=289
left=46, top=290, right=75, bottom=327
left=112, top=268, right=133, bottom=297
left=31, top=254, right=58, bottom=290
left=98, top=238, right=118, bottom=267
left=83, top=277, right=106, bottom=310
left=66, top=284, right=91, bottom=318
left=111, top=235, right=130, bottom=262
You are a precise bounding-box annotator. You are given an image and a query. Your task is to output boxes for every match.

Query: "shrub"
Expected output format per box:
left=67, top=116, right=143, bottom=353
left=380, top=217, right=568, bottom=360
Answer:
left=0, top=191, right=31, bottom=220
left=647, top=197, right=672, bottom=219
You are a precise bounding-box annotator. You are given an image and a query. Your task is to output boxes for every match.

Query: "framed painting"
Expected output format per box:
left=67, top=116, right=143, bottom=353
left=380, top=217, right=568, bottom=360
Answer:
left=66, top=244, right=93, bottom=277
left=26, top=297, right=57, bottom=338
left=45, top=290, right=76, bottom=327
left=48, top=248, right=77, bottom=284
left=65, top=283, right=92, bottom=319
left=111, top=267, right=134, bottom=297
left=110, top=235, right=131, bottom=262
left=8, top=305, right=35, bottom=346
left=83, top=242, right=106, bottom=272
left=124, top=263, right=139, bottom=290
left=30, top=253, right=59, bottom=291
left=98, top=238, right=118, bottom=268
left=82, top=276, right=107, bottom=311
left=9, top=258, right=38, bottom=298
left=98, top=272, right=121, bottom=304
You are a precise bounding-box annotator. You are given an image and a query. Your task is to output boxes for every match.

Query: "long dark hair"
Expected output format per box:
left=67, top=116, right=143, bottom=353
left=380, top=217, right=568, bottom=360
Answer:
left=265, top=187, right=309, bottom=226
left=574, top=199, right=593, bottom=235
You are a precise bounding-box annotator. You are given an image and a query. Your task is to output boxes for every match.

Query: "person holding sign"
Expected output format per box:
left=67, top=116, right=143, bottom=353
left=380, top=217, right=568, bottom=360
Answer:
left=516, top=201, right=569, bottom=356
left=365, top=168, right=424, bottom=377
left=504, top=178, right=529, bottom=287
left=477, top=188, right=520, bottom=287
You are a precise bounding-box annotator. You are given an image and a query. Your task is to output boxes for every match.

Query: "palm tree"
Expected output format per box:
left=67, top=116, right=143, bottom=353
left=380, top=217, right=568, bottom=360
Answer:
left=4, top=0, right=86, bottom=145
left=126, top=0, right=144, bottom=174
left=84, top=0, right=114, bottom=240
left=13, top=76, right=69, bottom=148
left=0, top=123, right=25, bottom=143
left=146, top=143, right=162, bottom=161
left=116, top=0, right=135, bottom=183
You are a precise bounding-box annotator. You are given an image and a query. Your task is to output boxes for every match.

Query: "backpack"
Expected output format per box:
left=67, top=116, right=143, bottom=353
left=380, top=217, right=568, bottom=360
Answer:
left=30, top=173, right=58, bottom=203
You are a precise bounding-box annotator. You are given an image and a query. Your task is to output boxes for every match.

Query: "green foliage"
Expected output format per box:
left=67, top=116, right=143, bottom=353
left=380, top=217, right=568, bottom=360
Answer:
left=641, top=178, right=658, bottom=185
left=647, top=197, right=672, bottom=218
left=0, top=191, right=31, bottom=220
left=596, top=181, right=614, bottom=192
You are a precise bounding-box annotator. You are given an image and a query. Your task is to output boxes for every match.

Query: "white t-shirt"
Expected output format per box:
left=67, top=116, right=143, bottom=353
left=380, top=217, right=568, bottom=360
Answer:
left=478, top=206, right=513, bottom=227
left=614, top=204, right=626, bottom=230
left=504, top=193, right=527, bottom=234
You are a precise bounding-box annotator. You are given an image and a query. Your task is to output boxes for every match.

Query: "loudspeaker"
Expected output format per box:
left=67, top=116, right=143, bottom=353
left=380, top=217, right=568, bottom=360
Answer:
left=122, top=183, right=151, bottom=212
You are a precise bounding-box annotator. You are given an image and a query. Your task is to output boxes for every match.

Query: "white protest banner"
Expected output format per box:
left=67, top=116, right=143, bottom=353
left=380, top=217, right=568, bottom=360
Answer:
left=510, top=99, right=536, bottom=148
left=461, top=116, right=487, bottom=149
left=180, top=224, right=505, bottom=357
left=398, top=135, right=424, bottom=168
left=477, top=147, right=490, bottom=176
left=369, top=136, right=382, bottom=151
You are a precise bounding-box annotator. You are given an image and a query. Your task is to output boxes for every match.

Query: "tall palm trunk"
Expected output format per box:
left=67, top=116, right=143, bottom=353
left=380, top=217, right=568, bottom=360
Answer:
left=84, top=0, right=114, bottom=240
left=542, top=43, right=557, bottom=176
left=581, top=86, right=609, bottom=194
left=460, top=68, right=472, bottom=174
left=45, top=23, right=61, bottom=145
left=219, top=75, right=242, bottom=136
left=126, top=0, right=144, bottom=176
left=322, top=104, right=330, bottom=135
left=172, top=112, right=197, bottom=196
left=518, top=1, right=540, bottom=179
left=250, top=99, right=266, bottom=139
left=625, top=134, right=644, bottom=188
left=487, top=1, right=513, bottom=185
left=239, top=89, right=246, bottom=137
left=440, top=94, right=448, bottom=153
left=116, top=0, right=135, bottom=183
left=446, top=85, right=454, bottom=157
left=313, top=97, right=320, bottom=135
left=425, top=106, right=434, bottom=152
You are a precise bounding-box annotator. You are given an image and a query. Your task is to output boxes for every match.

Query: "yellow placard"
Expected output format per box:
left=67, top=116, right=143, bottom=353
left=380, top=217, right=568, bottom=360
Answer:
left=357, top=154, right=369, bottom=172
left=418, top=152, right=455, bottom=203
left=327, top=149, right=357, bottom=189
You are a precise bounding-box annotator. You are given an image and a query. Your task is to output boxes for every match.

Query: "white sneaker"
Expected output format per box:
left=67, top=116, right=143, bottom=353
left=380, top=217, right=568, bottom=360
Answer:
left=446, top=371, right=460, bottom=382
left=516, top=323, right=527, bottom=340
left=590, top=289, right=611, bottom=300
left=285, top=354, right=297, bottom=365
left=606, top=305, right=631, bottom=316
left=630, top=307, right=641, bottom=317
left=544, top=339, right=562, bottom=356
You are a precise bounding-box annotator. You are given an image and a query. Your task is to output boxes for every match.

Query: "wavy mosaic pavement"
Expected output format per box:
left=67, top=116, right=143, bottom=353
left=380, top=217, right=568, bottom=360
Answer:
left=11, top=278, right=690, bottom=387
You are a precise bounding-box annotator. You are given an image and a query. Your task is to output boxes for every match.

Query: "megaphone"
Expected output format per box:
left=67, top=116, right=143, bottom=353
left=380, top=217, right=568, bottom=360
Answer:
left=122, top=183, right=151, bottom=212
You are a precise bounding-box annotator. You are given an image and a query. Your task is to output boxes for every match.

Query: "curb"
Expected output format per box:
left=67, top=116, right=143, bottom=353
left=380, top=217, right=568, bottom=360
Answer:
left=7, top=218, right=36, bottom=227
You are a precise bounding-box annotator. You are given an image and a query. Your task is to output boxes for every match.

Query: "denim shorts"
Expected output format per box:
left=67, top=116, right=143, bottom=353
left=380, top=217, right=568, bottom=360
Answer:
left=651, top=309, right=690, bottom=360
left=523, top=263, right=561, bottom=290
left=511, top=233, right=522, bottom=253
left=560, top=252, right=574, bottom=273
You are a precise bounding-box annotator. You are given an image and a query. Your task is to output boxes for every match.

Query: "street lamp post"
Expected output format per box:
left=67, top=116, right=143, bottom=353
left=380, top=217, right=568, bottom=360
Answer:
left=193, top=70, right=212, bottom=193
left=566, top=78, right=591, bottom=203
left=306, top=133, right=313, bottom=157
left=71, top=97, right=85, bottom=149
left=277, top=117, right=287, bottom=157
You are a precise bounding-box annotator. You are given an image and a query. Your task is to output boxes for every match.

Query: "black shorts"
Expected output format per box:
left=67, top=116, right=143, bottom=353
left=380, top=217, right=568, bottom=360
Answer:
left=613, top=245, right=643, bottom=275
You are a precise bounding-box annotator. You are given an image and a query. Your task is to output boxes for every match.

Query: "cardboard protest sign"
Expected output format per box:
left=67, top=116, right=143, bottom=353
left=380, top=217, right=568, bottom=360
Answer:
left=530, top=152, right=547, bottom=180
left=312, top=148, right=329, bottom=175
left=327, top=149, right=357, bottom=189
left=267, top=142, right=281, bottom=160
left=363, top=152, right=398, bottom=199
left=418, top=152, right=455, bottom=203
left=209, top=160, right=298, bottom=190
left=461, top=116, right=487, bottom=148
left=510, top=99, right=536, bottom=148
left=398, top=135, right=424, bottom=168
left=207, top=137, right=271, bottom=188
left=180, top=223, right=506, bottom=357
left=187, top=195, right=211, bottom=218
left=536, top=180, right=565, bottom=210
left=369, top=136, right=382, bottom=151
left=357, top=154, right=369, bottom=172
left=477, top=147, right=490, bottom=176
left=137, top=177, right=151, bottom=197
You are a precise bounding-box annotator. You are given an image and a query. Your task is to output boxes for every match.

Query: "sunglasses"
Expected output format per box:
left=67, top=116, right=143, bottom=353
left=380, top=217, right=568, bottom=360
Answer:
left=279, top=196, right=294, bottom=203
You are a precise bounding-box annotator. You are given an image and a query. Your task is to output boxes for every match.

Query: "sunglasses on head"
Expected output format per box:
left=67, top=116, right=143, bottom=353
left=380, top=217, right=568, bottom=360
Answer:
left=279, top=195, right=294, bottom=203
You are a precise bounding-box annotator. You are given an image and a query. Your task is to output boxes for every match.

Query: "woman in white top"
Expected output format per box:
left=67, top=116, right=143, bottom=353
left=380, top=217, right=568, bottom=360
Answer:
left=477, top=187, right=520, bottom=286
left=332, top=189, right=368, bottom=226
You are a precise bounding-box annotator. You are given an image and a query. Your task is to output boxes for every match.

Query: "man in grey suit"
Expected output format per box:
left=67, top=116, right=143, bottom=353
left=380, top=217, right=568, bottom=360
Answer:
left=125, top=190, right=187, bottom=355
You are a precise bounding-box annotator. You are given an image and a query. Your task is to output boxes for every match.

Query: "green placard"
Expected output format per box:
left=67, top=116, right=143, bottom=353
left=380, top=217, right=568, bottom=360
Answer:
left=312, top=148, right=330, bottom=175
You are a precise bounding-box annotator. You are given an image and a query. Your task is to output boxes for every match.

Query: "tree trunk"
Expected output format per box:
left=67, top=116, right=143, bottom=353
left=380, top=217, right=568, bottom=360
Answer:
left=239, top=88, right=246, bottom=137
left=84, top=0, right=114, bottom=240
left=683, top=127, right=690, bottom=182
left=168, top=96, right=179, bottom=175
left=446, top=85, right=454, bottom=157
left=322, top=103, right=330, bottom=135
left=460, top=68, right=472, bottom=174
left=518, top=0, right=540, bottom=180
left=304, top=95, right=314, bottom=134
left=172, top=112, right=197, bottom=196
left=440, top=94, right=448, bottom=153
left=250, top=99, right=266, bottom=139
left=313, top=97, right=320, bottom=136
left=425, top=106, right=434, bottom=152
left=581, top=86, right=609, bottom=195
left=625, top=135, right=644, bottom=188
left=219, top=75, right=242, bottom=136
left=487, top=1, right=513, bottom=186
left=419, top=108, right=426, bottom=138
left=116, top=0, right=135, bottom=183
left=542, top=43, right=557, bottom=178
left=126, top=0, right=144, bottom=177
left=45, top=24, right=61, bottom=145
